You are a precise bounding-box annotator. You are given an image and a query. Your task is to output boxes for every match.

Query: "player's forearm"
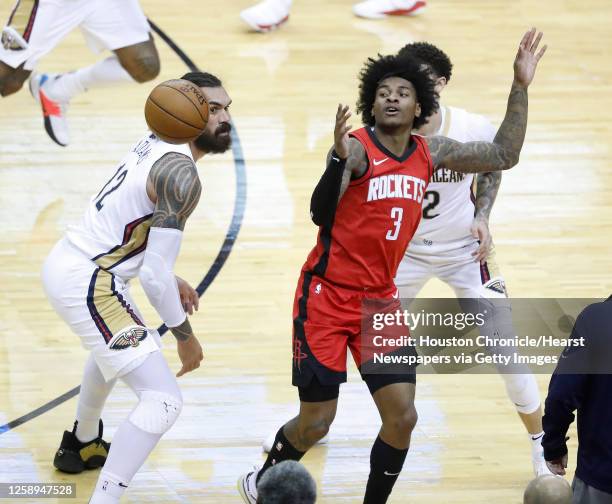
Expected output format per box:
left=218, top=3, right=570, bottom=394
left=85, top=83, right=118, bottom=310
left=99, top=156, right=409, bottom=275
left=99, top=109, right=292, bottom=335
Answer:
left=310, top=153, right=345, bottom=226
left=169, top=317, right=194, bottom=341
left=492, top=82, right=529, bottom=169
left=475, top=171, right=502, bottom=219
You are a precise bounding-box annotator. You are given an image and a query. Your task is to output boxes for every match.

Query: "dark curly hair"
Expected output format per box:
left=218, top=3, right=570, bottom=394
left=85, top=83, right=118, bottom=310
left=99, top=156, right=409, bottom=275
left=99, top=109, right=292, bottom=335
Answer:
left=397, top=42, right=453, bottom=82
left=356, top=53, right=438, bottom=129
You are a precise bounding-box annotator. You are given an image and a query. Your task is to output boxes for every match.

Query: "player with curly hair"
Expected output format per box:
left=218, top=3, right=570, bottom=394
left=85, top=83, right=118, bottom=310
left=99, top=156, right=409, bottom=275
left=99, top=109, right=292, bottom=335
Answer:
left=239, top=28, right=546, bottom=504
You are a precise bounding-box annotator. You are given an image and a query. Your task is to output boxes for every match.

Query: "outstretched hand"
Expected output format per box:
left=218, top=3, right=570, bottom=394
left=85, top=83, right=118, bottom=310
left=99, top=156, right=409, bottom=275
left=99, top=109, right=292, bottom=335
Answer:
left=514, top=27, right=547, bottom=88
left=334, top=104, right=352, bottom=160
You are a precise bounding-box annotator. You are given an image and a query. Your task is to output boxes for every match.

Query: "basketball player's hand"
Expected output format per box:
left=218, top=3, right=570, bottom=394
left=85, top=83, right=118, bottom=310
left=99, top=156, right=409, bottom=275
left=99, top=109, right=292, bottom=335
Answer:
left=513, top=28, right=547, bottom=88
left=176, top=334, right=204, bottom=377
left=334, top=104, right=352, bottom=159
left=176, top=276, right=199, bottom=315
left=546, top=454, right=568, bottom=476
left=470, top=216, right=492, bottom=264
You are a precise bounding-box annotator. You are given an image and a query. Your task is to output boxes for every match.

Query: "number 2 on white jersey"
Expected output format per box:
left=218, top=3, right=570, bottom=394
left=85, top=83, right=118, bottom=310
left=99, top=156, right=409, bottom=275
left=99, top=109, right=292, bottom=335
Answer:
left=386, top=207, right=403, bottom=241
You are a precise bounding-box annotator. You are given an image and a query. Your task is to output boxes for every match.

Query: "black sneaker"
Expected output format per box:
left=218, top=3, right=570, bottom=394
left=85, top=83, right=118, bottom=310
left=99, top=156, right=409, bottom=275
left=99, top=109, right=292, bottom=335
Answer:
left=53, top=420, right=110, bottom=474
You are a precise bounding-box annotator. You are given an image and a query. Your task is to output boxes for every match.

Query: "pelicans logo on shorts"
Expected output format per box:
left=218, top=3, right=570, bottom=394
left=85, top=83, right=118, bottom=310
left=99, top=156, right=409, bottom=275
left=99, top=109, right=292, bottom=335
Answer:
left=109, top=327, right=148, bottom=350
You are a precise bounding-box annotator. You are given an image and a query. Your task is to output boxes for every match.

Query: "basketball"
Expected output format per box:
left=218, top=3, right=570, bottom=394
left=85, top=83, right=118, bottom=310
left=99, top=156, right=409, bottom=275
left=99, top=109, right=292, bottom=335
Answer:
left=144, top=79, right=209, bottom=144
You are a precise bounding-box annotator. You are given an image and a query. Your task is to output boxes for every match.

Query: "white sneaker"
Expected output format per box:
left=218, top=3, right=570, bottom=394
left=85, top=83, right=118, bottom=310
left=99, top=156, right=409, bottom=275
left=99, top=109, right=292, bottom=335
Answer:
left=240, top=0, right=291, bottom=32
left=352, top=0, right=426, bottom=19
left=29, top=72, right=70, bottom=147
left=237, top=466, right=259, bottom=504
left=262, top=429, right=329, bottom=453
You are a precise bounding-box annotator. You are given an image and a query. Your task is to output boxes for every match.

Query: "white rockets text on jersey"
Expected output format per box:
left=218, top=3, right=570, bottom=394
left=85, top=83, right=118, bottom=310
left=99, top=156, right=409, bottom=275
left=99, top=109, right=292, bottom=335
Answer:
left=411, top=105, right=497, bottom=247
left=65, top=133, right=194, bottom=281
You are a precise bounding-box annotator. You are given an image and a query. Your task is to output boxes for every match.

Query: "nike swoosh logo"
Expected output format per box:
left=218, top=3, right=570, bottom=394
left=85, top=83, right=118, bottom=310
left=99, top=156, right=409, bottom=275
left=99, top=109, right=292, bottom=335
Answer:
left=384, top=470, right=401, bottom=476
left=392, top=290, right=399, bottom=299
left=531, top=433, right=544, bottom=441
left=332, top=156, right=340, bottom=162
left=373, top=157, right=388, bottom=166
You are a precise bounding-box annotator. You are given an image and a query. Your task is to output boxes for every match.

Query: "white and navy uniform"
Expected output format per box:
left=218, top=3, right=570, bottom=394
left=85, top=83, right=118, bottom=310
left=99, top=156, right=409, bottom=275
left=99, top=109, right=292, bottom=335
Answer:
left=42, top=133, right=193, bottom=381
left=0, top=0, right=150, bottom=70
left=395, top=105, right=507, bottom=298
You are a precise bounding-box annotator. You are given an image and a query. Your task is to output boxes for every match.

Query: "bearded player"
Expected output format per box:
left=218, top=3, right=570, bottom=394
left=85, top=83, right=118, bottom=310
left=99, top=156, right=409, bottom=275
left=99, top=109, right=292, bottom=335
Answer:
left=394, top=42, right=551, bottom=476
left=42, top=71, right=232, bottom=503
left=238, top=29, right=546, bottom=504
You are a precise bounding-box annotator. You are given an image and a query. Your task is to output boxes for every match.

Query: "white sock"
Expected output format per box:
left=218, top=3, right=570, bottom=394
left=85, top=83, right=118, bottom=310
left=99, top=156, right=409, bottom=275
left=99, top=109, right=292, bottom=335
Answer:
left=529, top=431, right=545, bottom=456
left=75, top=355, right=115, bottom=443
left=45, top=56, right=134, bottom=103
left=90, top=470, right=127, bottom=504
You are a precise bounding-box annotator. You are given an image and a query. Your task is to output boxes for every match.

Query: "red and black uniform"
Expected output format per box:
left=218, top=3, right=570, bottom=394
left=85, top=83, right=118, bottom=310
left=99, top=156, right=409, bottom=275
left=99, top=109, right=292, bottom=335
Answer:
left=293, top=127, right=433, bottom=390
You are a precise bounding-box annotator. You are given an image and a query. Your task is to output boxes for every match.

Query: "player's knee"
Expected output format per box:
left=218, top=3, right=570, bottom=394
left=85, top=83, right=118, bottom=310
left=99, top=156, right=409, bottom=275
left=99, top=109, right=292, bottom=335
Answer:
left=121, top=53, right=160, bottom=83
left=304, top=417, right=332, bottom=444
left=503, top=373, right=540, bottom=414
left=386, top=406, right=418, bottom=436
left=299, top=409, right=335, bottom=444
left=128, top=389, right=183, bottom=434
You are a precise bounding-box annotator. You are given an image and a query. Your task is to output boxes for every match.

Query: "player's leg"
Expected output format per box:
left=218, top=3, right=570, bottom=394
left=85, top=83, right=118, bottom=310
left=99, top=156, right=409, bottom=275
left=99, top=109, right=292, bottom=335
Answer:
left=52, top=354, right=116, bottom=473
left=239, top=0, right=292, bottom=33
left=239, top=273, right=348, bottom=504
left=239, top=382, right=339, bottom=504
left=0, top=0, right=83, bottom=98
left=29, top=0, right=157, bottom=146
left=90, top=350, right=182, bottom=503
left=394, top=247, right=432, bottom=300
left=440, top=243, right=550, bottom=475
left=364, top=378, right=417, bottom=504
left=0, top=61, right=30, bottom=96
left=352, top=0, right=426, bottom=20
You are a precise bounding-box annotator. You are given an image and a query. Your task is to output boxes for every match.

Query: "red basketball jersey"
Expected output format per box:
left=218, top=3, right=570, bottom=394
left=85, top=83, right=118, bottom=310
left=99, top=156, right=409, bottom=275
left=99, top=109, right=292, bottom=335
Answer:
left=303, top=127, right=433, bottom=290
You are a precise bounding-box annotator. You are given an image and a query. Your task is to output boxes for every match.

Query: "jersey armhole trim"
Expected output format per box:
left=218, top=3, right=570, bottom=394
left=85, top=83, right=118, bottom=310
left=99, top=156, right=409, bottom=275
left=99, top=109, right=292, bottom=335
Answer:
left=348, top=131, right=374, bottom=186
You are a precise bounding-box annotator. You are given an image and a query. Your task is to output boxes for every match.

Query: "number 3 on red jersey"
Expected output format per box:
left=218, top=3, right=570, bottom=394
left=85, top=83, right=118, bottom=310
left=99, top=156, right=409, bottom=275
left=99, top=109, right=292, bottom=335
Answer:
left=386, top=207, right=403, bottom=241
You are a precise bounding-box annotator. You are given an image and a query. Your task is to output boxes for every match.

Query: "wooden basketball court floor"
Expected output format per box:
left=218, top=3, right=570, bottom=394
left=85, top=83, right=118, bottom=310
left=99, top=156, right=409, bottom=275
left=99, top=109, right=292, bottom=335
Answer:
left=0, top=0, right=611, bottom=502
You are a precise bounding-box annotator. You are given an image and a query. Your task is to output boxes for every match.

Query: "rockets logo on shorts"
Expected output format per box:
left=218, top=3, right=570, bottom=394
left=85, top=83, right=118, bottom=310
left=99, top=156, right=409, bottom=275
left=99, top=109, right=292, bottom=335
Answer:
left=109, top=327, right=148, bottom=350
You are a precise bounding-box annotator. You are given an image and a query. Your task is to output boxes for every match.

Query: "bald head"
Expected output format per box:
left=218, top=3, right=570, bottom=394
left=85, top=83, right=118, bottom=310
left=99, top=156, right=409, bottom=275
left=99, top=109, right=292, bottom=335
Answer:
left=524, top=475, right=572, bottom=504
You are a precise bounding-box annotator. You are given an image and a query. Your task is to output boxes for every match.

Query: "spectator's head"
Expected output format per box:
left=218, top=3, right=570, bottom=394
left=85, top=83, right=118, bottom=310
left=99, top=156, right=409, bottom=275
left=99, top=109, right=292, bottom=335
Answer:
left=523, top=475, right=572, bottom=504
left=256, top=461, right=316, bottom=504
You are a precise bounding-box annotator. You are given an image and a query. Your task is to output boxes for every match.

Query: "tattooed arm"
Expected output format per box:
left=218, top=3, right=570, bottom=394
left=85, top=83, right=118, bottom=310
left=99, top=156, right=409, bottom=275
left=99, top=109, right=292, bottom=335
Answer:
left=148, top=152, right=202, bottom=230
left=470, top=170, right=502, bottom=263
left=426, top=28, right=547, bottom=174
left=142, top=151, right=204, bottom=375
left=475, top=171, right=502, bottom=220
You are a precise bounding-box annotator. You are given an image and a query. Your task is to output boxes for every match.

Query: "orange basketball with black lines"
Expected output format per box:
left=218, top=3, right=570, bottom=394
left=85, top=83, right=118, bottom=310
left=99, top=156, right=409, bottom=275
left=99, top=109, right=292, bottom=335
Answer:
left=144, top=79, right=209, bottom=144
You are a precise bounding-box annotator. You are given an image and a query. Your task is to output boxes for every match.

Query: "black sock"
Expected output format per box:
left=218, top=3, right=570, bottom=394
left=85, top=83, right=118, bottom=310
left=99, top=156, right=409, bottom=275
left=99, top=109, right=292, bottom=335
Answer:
left=257, top=426, right=305, bottom=484
left=363, top=436, right=408, bottom=504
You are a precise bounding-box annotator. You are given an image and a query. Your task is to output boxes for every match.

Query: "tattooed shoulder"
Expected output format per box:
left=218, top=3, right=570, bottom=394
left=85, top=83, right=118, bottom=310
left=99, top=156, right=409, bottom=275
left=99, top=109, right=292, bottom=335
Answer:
left=149, top=152, right=202, bottom=230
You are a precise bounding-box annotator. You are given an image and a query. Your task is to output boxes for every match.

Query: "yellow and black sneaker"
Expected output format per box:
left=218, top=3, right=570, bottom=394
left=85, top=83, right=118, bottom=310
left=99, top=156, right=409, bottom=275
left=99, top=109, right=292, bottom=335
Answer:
left=53, top=420, right=110, bottom=474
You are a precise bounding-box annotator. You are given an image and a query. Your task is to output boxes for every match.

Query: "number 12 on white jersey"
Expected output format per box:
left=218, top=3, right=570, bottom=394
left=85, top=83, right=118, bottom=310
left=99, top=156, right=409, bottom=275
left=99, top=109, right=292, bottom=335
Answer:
left=386, top=207, right=403, bottom=241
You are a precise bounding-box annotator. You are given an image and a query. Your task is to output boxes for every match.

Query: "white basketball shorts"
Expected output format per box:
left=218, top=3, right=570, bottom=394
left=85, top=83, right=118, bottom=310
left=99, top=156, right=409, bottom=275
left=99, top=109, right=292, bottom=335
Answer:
left=0, top=0, right=150, bottom=70
left=42, top=238, right=160, bottom=381
left=395, top=239, right=507, bottom=299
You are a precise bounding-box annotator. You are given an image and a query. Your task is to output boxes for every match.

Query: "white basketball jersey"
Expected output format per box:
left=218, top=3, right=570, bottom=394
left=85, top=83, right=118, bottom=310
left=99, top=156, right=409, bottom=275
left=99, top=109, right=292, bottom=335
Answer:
left=66, top=133, right=194, bottom=280
left=411, top=105, right=496, bottom=247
